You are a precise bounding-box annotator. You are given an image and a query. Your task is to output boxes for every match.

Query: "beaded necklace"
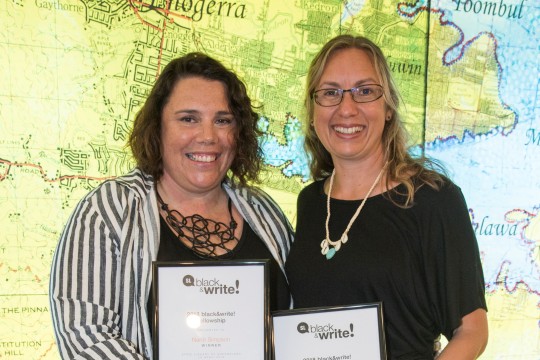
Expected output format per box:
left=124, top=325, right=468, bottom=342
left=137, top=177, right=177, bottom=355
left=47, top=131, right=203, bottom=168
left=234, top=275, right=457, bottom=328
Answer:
left=157, top=192, right=238, bottom=259
left=321, top=166, right=386, bottom=260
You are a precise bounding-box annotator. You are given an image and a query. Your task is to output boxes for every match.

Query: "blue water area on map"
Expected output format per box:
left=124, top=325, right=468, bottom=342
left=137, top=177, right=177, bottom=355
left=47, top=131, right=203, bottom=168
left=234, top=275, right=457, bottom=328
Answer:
left=258, top=116, right=310, bottom=181
left=427, top=1, right=540, bottom=295
left=341, top=0, right=367, bottom=22
left=426, top=113, right=540, bottom=296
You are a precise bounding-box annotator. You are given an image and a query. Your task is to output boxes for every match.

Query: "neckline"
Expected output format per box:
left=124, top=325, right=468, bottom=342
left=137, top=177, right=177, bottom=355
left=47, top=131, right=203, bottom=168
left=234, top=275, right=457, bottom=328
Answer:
left=159, top=214, right=248, bottom=258
left=317, top=177, right=404, bottom=202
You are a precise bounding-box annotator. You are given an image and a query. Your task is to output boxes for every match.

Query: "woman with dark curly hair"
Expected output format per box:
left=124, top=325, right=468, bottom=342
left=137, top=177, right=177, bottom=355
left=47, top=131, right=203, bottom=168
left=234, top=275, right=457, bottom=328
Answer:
left=286, top=35, right=487, bottom=359
left=50, top=53, right=293, bottom=359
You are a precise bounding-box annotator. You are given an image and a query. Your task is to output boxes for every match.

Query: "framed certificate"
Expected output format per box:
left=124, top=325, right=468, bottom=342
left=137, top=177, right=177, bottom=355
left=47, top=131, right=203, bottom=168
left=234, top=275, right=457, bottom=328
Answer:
left=152, top=260, right=269, bottom=360
left=272, top=303, right=387, bottom=360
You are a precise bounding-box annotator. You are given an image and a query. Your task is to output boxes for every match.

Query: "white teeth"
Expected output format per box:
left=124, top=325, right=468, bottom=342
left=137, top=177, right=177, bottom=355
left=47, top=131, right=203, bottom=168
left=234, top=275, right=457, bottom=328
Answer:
left=334, top=126, right=363, bottom=134
left=187, top=154, right=216, bottom=162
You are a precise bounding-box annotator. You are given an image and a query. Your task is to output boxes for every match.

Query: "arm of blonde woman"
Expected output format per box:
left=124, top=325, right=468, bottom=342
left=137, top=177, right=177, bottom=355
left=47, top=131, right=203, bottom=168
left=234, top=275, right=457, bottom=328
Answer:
left=436, top=308, right=488, bottom=360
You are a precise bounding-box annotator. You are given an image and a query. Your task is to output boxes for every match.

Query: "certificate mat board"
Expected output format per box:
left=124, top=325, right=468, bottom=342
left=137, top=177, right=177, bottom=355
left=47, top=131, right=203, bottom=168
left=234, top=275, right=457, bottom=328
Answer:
left=272, top=303, right=386, bottom=360
left=153, top=261, right=269, bottom=359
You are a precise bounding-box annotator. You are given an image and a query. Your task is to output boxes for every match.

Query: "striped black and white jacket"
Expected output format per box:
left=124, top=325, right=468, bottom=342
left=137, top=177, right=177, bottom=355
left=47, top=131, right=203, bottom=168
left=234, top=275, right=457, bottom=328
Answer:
left=49, top=168, right=294, bottom=359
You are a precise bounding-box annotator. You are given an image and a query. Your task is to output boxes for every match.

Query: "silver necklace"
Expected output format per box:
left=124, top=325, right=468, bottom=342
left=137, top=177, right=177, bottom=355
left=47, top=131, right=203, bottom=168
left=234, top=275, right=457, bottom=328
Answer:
left=321, top=166, right=386, bottom=260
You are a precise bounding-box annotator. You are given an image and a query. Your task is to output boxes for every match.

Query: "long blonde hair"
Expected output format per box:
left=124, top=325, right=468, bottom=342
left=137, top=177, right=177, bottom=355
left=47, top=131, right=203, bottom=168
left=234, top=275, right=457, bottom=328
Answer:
left=303, top=35, right=445, bottom=207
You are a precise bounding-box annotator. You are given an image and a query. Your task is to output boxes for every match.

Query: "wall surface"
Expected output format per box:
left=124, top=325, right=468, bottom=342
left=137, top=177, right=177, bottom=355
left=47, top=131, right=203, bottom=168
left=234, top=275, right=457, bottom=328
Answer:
left=0, top=0, right=538, bottom=358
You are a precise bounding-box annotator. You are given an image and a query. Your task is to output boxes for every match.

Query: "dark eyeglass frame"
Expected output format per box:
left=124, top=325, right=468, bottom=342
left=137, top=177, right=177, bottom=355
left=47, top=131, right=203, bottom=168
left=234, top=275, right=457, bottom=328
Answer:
left=312, top=84, right=384, bottom=107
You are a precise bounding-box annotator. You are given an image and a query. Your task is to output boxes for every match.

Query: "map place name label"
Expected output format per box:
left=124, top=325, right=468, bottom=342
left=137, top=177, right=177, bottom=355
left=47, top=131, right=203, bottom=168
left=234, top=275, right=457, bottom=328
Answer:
left=0, top=341, right=42, bottom=348
left=1, top=306, right=49, bottom=314
left=144, top=0, right=247, bottom=22
left=473, top=215, right=518, bottom=237
left=34, top=0, right=84, bottom=13
left=387, top=58, right=423, bottom=77
left=454, top=0, right=527, bottom=19
left=525, top=128, right=540, bottom=146
left=1, top=341, right=43, bottom=357
left=304, top=2, right=340, bottom=12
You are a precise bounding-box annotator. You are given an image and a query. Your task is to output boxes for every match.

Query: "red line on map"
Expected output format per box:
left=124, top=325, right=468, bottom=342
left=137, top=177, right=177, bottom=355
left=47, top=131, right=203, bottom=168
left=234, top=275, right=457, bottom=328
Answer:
left=126, top=0, right=191, bottom=76
left=0, top=159, right=115, bottom=183
left=127, top=0, right=162, bottom=31
left=38, top=342, right=56, bottom=359
left=157, top=17, right=169, bottom=75
left=128, top=0, right=191, bottom=23
left=487, top=260, right=540, bottom=297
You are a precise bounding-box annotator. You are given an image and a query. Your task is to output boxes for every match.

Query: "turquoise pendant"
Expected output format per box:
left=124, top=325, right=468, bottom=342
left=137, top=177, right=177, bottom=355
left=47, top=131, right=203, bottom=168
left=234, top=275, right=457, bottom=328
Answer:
left=326, top=248, right=336, bottom=260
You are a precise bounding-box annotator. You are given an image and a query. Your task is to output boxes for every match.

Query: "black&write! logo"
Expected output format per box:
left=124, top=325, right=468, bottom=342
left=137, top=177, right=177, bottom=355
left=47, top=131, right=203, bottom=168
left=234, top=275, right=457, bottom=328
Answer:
left=297, top=321, right=355, bottom=340
left=182, top=274, right=240, bottom=295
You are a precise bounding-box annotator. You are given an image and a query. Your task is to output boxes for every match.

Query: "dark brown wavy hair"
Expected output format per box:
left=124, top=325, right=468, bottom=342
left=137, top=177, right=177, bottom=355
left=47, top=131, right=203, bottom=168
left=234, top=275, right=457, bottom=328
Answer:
left=128, top=52, right=262, bottom=186
left=304, top=35, right=445, bottom=207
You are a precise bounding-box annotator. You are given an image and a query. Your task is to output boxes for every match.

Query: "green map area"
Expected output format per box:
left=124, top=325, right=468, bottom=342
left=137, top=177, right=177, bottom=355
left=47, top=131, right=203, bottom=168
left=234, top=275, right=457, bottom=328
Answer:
left=1, top=0, right=538, bottom=358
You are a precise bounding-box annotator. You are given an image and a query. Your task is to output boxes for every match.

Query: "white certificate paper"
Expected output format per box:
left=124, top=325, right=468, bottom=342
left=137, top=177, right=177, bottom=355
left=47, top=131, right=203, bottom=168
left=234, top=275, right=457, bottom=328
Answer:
left=272, top=304, right=386, bottom=360
left=153, top=261, right=269, bottom=360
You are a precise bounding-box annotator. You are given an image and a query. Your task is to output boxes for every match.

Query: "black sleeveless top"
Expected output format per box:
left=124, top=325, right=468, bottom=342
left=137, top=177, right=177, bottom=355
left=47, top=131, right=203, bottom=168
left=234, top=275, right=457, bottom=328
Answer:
left=147, top=216, right=290, bottom=335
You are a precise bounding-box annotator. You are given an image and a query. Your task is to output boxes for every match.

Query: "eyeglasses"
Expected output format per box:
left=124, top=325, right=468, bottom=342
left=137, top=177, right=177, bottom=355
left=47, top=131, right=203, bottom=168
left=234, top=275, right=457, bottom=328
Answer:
left=312, top=84, right=384, bottom=107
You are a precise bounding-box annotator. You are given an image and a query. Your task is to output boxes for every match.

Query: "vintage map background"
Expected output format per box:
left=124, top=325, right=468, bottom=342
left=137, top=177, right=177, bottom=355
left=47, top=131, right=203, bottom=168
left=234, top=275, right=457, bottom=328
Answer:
left=0, top=0, right=538, bottom=358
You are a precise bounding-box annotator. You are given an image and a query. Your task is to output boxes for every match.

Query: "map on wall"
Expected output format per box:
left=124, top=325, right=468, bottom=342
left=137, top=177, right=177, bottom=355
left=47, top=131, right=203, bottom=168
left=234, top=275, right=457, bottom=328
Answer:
left=0, top=0, right=538, bottom=358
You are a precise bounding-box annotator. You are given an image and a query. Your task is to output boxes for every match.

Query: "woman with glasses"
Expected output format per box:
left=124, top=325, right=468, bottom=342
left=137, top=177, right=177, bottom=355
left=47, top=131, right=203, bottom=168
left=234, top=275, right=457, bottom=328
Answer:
left=285, top=35, right=488, bottom=358
left=49, top=53, right=294, bottom=359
